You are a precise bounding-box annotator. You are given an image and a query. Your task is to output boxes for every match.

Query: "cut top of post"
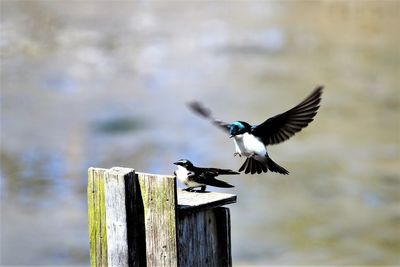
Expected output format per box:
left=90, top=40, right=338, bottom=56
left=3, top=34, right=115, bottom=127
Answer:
left=135, top=171, right=237, bottom=213
left=177, top=189, right=237, bottom=213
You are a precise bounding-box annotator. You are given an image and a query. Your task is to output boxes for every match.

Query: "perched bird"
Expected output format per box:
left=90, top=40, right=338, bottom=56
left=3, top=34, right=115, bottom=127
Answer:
left=188, top=86, right=323, bottom=175
left=173, top=159, right=238, bottom=192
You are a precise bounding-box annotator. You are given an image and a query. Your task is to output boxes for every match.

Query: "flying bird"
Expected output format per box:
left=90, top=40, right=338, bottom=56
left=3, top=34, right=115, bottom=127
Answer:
left=188, top=86, right=323, bottom=175
left=173, top=159, right=238, bottom=192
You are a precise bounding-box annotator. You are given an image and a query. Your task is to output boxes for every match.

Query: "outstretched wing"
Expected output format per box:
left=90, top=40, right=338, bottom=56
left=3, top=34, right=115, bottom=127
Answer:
left=187, top=101, right=231, bottom=133
left=252, top=86, right=323, bottom=145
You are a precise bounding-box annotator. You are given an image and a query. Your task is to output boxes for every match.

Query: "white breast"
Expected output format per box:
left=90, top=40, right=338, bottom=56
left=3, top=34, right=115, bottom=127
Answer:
left=175, top=166, right=203, bottom=187
left=233, top=133, right=267, bottom=157
left=175, top=166, right=189, bottom=184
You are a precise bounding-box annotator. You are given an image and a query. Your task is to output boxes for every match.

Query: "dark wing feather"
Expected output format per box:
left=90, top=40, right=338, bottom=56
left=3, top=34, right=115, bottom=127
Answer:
left=206, top=168, right=240, bottom=176
left=187, top=101, right=231, bottom=133
left=252, top=86, right=323, bottom=145
left=196, top=167, right=239, bottom=176
left=190, top=168, right=235, bottom=188
left=197, top=172, right=234, bottom=188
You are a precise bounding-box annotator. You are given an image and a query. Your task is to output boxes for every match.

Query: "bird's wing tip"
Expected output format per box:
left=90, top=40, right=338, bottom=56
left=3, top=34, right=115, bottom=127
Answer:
left=315, top=85, right=324, bottom=92
left=187, top=100, right=211, bottom=117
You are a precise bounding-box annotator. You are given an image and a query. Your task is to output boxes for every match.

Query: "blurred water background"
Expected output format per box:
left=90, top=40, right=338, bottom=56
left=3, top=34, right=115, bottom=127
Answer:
left=1, top=1, right=399, bottom=265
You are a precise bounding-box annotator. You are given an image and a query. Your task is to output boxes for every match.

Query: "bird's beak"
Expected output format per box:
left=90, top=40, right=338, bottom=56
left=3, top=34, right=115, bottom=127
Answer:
left=173, top=162, right=178, bottom=165
left=229, top=135, right=234, bottom=138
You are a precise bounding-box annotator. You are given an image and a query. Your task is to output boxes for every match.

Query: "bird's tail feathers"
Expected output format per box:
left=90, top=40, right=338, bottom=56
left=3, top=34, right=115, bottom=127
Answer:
left=266, top=155, right=289, bottom=175
left=238, top=157, right=267, bottom=174
left=239, top=156, right=289, bottom=175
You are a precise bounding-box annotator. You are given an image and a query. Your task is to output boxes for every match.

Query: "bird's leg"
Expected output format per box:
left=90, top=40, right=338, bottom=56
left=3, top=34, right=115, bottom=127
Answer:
left=249, top=152, right=256, bottom=158
left=234, top=152, right=242, bottom=157
left=199, top=185, right=206, bottom=192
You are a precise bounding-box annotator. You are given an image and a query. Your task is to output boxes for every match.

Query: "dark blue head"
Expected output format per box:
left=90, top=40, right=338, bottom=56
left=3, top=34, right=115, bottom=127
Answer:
left=173, top=159, right=194, bottom=169
left=229, top=121, right=251, bottom=137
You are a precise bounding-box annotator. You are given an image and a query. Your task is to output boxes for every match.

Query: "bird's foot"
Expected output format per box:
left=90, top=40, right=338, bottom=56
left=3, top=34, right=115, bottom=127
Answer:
left=234, top=152, right=242, bottom=157
left=199, top=185, right=206, bottom=192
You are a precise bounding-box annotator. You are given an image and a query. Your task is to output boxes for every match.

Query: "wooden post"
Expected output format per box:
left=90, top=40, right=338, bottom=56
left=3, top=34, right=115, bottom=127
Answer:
left=88, top=168, right=108, bottom=267
left=177, top=190, right=235, bottom=266
left=87, top=167, right=236, bottom=267
left=137, top=172, right=178, bottom=267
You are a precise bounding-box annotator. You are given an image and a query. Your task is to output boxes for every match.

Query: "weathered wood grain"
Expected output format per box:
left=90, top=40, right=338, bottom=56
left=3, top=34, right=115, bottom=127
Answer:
left=88, top=167, right=147, bottom=267
left=137, top=172, right=178, bottom=267
left=88, top=167, right=108, bottom=267
left=177, top=207, right=232, bottom=267
left=214, top=207, right=232, bottom=266
left=104, top=167, right=133, bottom=267
left=177, top=189, right=237, bottom=213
